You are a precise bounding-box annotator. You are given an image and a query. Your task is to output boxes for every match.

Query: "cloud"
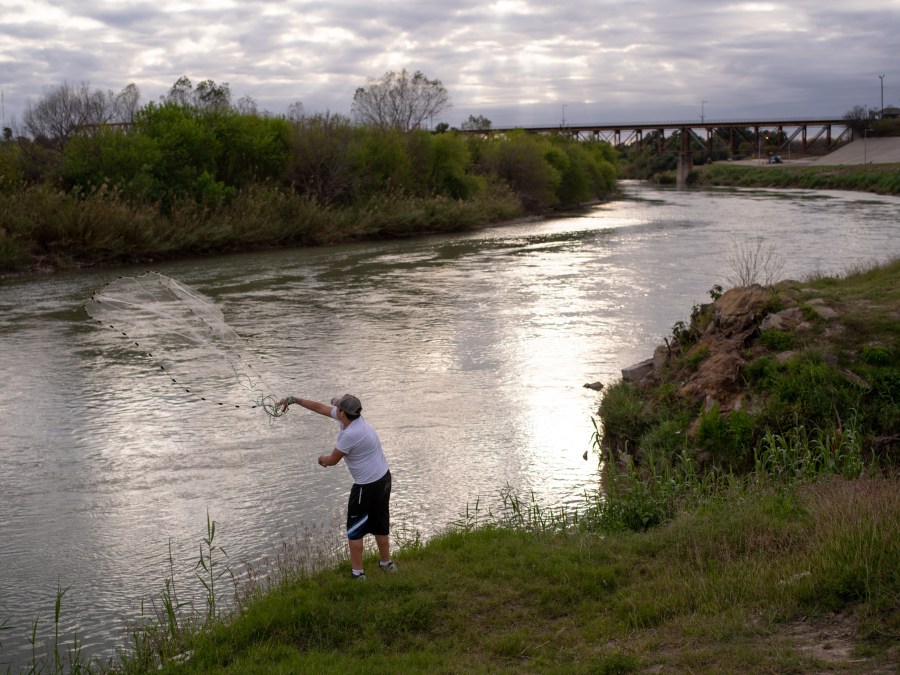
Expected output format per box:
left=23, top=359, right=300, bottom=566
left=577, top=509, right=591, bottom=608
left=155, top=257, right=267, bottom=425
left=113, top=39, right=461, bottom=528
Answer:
left=0, top=0, right=897, bottom=129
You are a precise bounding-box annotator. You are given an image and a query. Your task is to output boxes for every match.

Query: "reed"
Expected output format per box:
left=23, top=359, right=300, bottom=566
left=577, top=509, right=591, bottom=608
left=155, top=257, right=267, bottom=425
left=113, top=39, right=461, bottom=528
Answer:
left=194, top=512, right=232, bottom=624
left=753, top=416, right=866, bottom=485
left=0, top=183, right=524, bottom=275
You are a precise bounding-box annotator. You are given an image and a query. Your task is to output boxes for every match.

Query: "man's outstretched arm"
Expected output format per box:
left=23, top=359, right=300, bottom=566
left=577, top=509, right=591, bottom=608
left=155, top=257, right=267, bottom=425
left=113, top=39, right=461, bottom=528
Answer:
left=277, top=396, right=333, bottom=416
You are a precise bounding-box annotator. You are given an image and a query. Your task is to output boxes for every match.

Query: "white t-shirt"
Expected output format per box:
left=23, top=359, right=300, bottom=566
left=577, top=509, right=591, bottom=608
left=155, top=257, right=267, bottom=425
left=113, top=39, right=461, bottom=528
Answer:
left=332, top=408, right=390, bottom=484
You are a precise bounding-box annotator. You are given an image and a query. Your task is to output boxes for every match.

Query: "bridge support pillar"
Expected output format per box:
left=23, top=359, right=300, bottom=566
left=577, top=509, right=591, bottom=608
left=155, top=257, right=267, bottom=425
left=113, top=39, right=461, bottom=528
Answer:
left=677, top=152, right=693, bottom=187
left=677, top=128, right=692, bottom=187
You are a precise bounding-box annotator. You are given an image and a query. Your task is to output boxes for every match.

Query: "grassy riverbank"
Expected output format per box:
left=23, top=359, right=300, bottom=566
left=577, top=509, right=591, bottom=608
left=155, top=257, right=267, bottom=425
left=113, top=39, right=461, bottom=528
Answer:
left=8, top=471, right=897, bottom=674
left=138, top=476, right=894, bottom=674
left=598, top=257, right=899, bottom=473
left=692, top=162, right=900, bottom=195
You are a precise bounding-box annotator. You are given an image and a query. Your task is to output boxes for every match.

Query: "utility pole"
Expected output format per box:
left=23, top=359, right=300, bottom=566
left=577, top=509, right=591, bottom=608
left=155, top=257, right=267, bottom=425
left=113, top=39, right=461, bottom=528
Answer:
left=562, top=103, right=567, bottom=127
left=701, top=99, right=707, bottom=124
left=879, top=74, right=885, bottom=118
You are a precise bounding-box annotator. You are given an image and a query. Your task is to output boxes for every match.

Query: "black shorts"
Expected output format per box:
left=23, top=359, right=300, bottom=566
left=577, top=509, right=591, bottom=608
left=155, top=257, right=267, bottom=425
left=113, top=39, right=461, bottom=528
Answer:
left=347, top=470, right=391, bottom=540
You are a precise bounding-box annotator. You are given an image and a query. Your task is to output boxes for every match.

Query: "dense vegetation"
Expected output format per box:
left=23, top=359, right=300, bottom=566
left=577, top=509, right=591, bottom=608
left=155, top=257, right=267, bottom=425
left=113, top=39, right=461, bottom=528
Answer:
left=0, top=106, right=616, bottom=275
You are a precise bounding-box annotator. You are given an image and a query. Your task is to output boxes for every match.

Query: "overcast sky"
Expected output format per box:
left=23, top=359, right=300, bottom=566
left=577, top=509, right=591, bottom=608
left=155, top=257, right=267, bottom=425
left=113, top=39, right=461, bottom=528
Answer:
left=2, top=0, right=898, bottom=130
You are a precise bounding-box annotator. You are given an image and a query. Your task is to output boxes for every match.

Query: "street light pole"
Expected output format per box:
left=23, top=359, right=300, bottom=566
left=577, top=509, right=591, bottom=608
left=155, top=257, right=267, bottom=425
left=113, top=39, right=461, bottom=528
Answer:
left=879, top=74, right=885, bottom=118
left=562, top=104, right=567, bottom=127
left=701, top=99, right=707, bottom=124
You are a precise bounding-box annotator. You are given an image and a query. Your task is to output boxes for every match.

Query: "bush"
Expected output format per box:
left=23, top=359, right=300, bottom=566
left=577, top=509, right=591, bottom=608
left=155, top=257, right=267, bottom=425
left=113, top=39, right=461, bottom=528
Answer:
left=759, top=328, right=795, bottom=351
left=639, top=418, right=688, bottom=460
left=595, top=459, right=672, bottom=532
left=353, top=127, right=413, bottom=195
left=406, top=129, right=482, bottom=200
left=744, top=355, right=779, bottom=389
left=870, top=118, right=900, bottom=137
left=861, top=344, right=892, bottom=366
left=0, top=141, right=23, bottom=193
left=476, top=131, right=562, bottom=211
left=697, top=405, right=756, bottom=468
left=599, top=381, right=657, bottom=457
left=756, top=353, right=864, bottom=433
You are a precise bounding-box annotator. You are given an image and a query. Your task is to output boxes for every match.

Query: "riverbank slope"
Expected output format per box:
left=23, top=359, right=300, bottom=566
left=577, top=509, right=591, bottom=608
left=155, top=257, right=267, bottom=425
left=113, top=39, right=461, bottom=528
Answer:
left=141, top=476, right=896, bottom=674
left=600, top=258, right=899, bottom=469
left=730, top=137, right=900, bottom=167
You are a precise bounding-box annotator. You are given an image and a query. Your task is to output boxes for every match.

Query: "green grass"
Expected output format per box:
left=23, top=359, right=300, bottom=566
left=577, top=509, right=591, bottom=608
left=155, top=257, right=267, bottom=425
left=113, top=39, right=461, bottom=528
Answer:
left=109, top=475, right=894, bottom=674
left=694, top=162, right=900, bottom=195
left=8, top=464, right=895, bottom=673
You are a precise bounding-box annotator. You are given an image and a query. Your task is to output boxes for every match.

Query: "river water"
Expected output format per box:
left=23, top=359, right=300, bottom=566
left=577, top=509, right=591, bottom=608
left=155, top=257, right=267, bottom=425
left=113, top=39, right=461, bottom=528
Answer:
left=1, top=182, right=898, bottom=667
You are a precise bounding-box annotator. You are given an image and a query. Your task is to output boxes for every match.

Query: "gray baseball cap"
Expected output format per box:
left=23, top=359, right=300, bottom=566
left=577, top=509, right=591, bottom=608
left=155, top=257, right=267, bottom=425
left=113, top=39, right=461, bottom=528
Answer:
left=331, top=394, right=362, bottom=415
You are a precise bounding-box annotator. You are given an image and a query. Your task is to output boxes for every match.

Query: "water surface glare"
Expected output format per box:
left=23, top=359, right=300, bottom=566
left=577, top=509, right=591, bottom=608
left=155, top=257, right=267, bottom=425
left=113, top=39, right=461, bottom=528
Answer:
left=1, top=183, right=898, bottom=666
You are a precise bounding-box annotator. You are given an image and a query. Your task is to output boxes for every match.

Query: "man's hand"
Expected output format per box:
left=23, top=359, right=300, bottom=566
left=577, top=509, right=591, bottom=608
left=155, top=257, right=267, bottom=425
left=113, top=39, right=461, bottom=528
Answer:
left=318, top=449, right=345, bottom=467
left=277, top=396, right=296, bottom=414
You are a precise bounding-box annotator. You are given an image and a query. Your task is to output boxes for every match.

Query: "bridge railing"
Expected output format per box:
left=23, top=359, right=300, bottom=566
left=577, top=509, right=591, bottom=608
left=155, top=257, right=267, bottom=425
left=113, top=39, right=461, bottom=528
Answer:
left=486, top=117, right=850, bottom=133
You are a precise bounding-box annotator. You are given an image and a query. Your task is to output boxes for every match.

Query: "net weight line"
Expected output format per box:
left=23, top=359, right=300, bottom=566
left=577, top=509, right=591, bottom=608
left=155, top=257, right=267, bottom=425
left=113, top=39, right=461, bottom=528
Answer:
left=86, top=272, right=285, bottom=417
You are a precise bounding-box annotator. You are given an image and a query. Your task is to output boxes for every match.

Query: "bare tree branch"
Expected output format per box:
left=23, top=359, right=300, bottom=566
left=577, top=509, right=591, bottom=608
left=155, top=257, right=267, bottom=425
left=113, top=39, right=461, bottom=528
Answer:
left=726, top=236, right=785, bottom=287
left=352, top=69, right=451, bottom=131
left=23, top=81, right=116, bottom=148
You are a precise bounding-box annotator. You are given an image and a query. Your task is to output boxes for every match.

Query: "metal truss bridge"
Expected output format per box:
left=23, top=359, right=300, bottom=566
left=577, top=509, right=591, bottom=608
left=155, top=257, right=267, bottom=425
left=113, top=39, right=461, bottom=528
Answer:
left=477, top=117, right=854, bottom=183
left=483, top=117, right=853, bottom=156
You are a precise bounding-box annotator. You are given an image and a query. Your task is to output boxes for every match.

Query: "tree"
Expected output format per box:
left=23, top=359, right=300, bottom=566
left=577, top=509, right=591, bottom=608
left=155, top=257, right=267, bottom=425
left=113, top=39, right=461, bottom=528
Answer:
left=288, top=112, right=358, bottom=205
left=286, top=101, right=306, bottom=122
left=61, top=127, right=162, bottom=197
left=477, top=130, right=562, bottom=212
left=460, top=114, right=492, bottom=131
left=165, top=76, right=194, bottom=106
left=194, top=79, right=231, bottom=112
left=235, top=95, right=258, bottom=116
left=114, top=83, right=142, bottom=123
left=133, top=102, right=222, bottom=205
left=22, top=81, right=116, bottom=149
left=162, top=77, right=231, bottom=112
left=210, top=111, right=291, bottom=188
left=843, top=104, right=872, bottom=134
left=352, top=69, right=451, bottom=132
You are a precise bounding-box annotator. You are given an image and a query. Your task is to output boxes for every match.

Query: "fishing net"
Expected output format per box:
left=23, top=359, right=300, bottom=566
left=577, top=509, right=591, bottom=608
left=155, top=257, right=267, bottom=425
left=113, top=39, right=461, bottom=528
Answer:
left=85, top=271, right=285, bottom=417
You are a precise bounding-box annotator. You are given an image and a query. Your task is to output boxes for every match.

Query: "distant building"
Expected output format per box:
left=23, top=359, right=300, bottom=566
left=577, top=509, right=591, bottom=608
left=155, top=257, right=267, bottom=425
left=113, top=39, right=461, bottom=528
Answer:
left=880, top=106, right=900, bottom=119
